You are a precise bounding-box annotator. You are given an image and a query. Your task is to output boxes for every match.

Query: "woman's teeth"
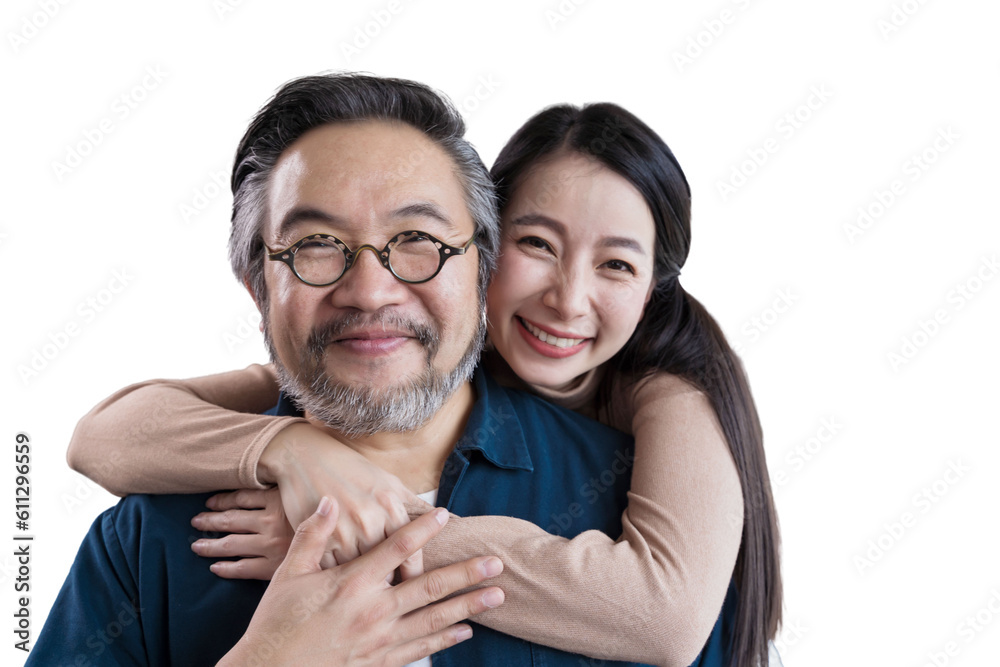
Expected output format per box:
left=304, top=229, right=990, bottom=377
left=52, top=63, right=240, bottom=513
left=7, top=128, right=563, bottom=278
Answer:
left=521, top=318, right=585, bottom=348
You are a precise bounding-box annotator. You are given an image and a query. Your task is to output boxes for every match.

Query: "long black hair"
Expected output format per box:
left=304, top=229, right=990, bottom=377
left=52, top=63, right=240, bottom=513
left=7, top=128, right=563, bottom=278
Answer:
left=491, top=103, right=782, bottom=666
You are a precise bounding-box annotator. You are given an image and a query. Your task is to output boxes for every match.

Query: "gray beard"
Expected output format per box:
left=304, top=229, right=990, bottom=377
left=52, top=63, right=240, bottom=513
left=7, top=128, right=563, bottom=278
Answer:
left=264, top=309, right=484, bottom=437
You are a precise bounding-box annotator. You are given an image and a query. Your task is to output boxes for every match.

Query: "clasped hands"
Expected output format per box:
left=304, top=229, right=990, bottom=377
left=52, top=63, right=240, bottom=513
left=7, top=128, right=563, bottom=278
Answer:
left=191, top=423, right=504, bottom=666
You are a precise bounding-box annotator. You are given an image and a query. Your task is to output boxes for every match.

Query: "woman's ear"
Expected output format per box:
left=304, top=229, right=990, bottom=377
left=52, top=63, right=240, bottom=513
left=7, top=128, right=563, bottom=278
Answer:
left=639, top=280, right=656, bottom=322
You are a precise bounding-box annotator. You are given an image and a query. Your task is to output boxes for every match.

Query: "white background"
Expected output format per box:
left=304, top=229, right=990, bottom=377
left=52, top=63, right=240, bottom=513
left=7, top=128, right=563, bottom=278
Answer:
left=2, top=0, right=999, bottom=665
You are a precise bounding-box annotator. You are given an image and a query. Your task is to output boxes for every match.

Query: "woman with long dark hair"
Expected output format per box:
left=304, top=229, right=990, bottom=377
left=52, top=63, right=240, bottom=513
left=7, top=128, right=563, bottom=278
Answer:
left=69, top=102, right=782, bottom=666
left=489, top=103, right=783, bottom=665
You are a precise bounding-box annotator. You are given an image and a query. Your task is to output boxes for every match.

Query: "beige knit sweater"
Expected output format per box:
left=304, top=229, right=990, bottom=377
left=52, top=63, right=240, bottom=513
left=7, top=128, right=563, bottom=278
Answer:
left=67, top=360, right=743, bottom=666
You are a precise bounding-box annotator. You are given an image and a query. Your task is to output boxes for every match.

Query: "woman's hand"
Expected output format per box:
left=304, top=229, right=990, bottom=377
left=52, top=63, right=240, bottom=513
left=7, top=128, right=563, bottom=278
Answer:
left=190, top=488, right=294, bottom=580
left=251, top=422, right=434, bottom=575
left=217, top=498, right=505, bottom=667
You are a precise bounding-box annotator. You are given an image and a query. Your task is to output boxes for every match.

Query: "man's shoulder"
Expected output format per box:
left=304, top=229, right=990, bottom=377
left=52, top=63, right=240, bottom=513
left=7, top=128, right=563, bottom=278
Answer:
left=109, top=491, right=216, bottom=519
left=48, top=492, right=266, bottom=666
left=93, top=491, right=261, bottom=600
left=101, top=492, right=219, bottom=549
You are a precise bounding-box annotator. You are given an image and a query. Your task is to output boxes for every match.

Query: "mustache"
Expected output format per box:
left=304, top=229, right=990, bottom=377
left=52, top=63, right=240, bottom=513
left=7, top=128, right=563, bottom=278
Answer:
left=305, top=311, right=439, bottom=357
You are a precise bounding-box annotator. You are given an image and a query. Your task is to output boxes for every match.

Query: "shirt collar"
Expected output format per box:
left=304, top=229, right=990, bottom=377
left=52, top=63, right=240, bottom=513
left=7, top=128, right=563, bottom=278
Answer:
left=265, top=392, right=302, bottom=418
left=265, top=367, right=533, bottom=472
left=454, top=368, right=533, bottom=471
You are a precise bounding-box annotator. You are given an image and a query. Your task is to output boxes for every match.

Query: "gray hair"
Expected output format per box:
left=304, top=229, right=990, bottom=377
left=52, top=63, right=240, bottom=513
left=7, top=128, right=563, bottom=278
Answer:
left=228, top=72, right=500, bottom=310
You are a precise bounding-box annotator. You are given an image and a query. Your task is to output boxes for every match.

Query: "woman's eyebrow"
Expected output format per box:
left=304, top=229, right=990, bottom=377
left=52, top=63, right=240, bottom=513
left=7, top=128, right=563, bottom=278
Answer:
left=510, top=214, right=566, bottom=234
left=513, top=214, right=645, bottom=254
left=601, top=236, right=646, bottom=254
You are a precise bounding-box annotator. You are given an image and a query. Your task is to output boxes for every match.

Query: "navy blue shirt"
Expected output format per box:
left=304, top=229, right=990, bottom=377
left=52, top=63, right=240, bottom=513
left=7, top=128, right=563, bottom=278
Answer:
left=30, top=369, right=734, bottom=666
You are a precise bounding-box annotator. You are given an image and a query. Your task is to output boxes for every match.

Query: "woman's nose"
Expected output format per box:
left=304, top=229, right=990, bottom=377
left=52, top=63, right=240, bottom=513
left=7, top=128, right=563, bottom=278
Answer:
left=542, top=268, right=590, bottom=321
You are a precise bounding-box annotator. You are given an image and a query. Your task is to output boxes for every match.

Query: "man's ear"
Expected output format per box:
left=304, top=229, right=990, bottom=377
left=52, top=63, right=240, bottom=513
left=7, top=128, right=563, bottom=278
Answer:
left=242, top=275, right=258, bottom=306
left=243, top=275, right=265, bottom=331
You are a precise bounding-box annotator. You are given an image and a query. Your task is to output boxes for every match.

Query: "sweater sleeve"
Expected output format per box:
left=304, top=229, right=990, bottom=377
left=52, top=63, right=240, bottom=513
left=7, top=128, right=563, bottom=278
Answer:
left=410, top=373, right=744, bottom=667
left=66, top=364, right=307, bottom=495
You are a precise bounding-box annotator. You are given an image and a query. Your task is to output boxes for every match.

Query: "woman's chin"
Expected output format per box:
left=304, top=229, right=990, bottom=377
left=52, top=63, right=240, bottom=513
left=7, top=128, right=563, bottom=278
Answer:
left=506, top=358, right=587, bottom=392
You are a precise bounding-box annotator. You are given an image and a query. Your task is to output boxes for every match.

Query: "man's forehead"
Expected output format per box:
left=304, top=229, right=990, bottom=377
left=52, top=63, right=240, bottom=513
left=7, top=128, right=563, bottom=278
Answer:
left=265, top=121, right=471, bottom=243
left=272, top=120, right=453, bottom=188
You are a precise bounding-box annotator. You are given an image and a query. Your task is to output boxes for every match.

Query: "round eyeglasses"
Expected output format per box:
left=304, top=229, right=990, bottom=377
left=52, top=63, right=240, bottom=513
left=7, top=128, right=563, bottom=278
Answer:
left=266, top=230, right=476, bottom=287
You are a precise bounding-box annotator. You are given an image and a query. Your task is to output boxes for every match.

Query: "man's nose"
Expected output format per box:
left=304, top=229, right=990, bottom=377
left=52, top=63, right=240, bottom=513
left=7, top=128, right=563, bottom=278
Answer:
left=328, top=245, right=408, bottom=312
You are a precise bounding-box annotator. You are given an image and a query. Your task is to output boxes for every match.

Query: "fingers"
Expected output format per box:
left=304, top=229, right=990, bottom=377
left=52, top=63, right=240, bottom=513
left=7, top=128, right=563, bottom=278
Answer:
left=208, top=557, right=281, bottom=581
left=388, top=582, right=502, bottom=665
left=381, top=493, right=412, bottom=537
left=394, top=555, right=504, bottom=615
left=347, top=508, right=448, bottom=586
left=273, top=497, right=339, bottom=582
left=191, top=533, right=274, bottom=559
left=325, top=502, right=378, bottom=566
left=191, top=508, right=265, bottom=534
left=206, top=489, right=271, bottom=511
left=385, top=624, right=474, bottom=666
left=350, top=506, right=389, bottom=558
left=331, top=539, right=362, bottom=569
left=381, top=493, right=422, bottom=581
left=395, top=583, right=503, bottom=660
left=332, top=497, right=401, bottom=565
left=397, top=547, right=424, bottom=582
left=318, top=550, right=338, bottom=570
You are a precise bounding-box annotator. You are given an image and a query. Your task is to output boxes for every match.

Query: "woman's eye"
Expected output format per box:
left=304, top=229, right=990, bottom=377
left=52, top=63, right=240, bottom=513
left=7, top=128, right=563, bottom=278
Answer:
left=517, top=236, right=552, bottom=252
left=603, top=259, right=636, bottom=275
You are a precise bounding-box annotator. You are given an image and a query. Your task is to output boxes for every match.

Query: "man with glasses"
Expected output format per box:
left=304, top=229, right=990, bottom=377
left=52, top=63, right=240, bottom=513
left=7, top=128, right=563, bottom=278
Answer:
left=28, top=73, right=645, bottom=666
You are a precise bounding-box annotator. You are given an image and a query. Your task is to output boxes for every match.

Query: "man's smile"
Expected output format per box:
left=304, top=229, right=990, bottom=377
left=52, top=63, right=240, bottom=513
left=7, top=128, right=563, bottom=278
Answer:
left=332, top=329, right=416, bottom=355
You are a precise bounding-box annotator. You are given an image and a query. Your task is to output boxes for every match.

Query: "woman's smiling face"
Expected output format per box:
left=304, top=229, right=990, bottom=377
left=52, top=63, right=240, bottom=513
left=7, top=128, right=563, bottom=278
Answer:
left=486, top=151, right=657, bottom=391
